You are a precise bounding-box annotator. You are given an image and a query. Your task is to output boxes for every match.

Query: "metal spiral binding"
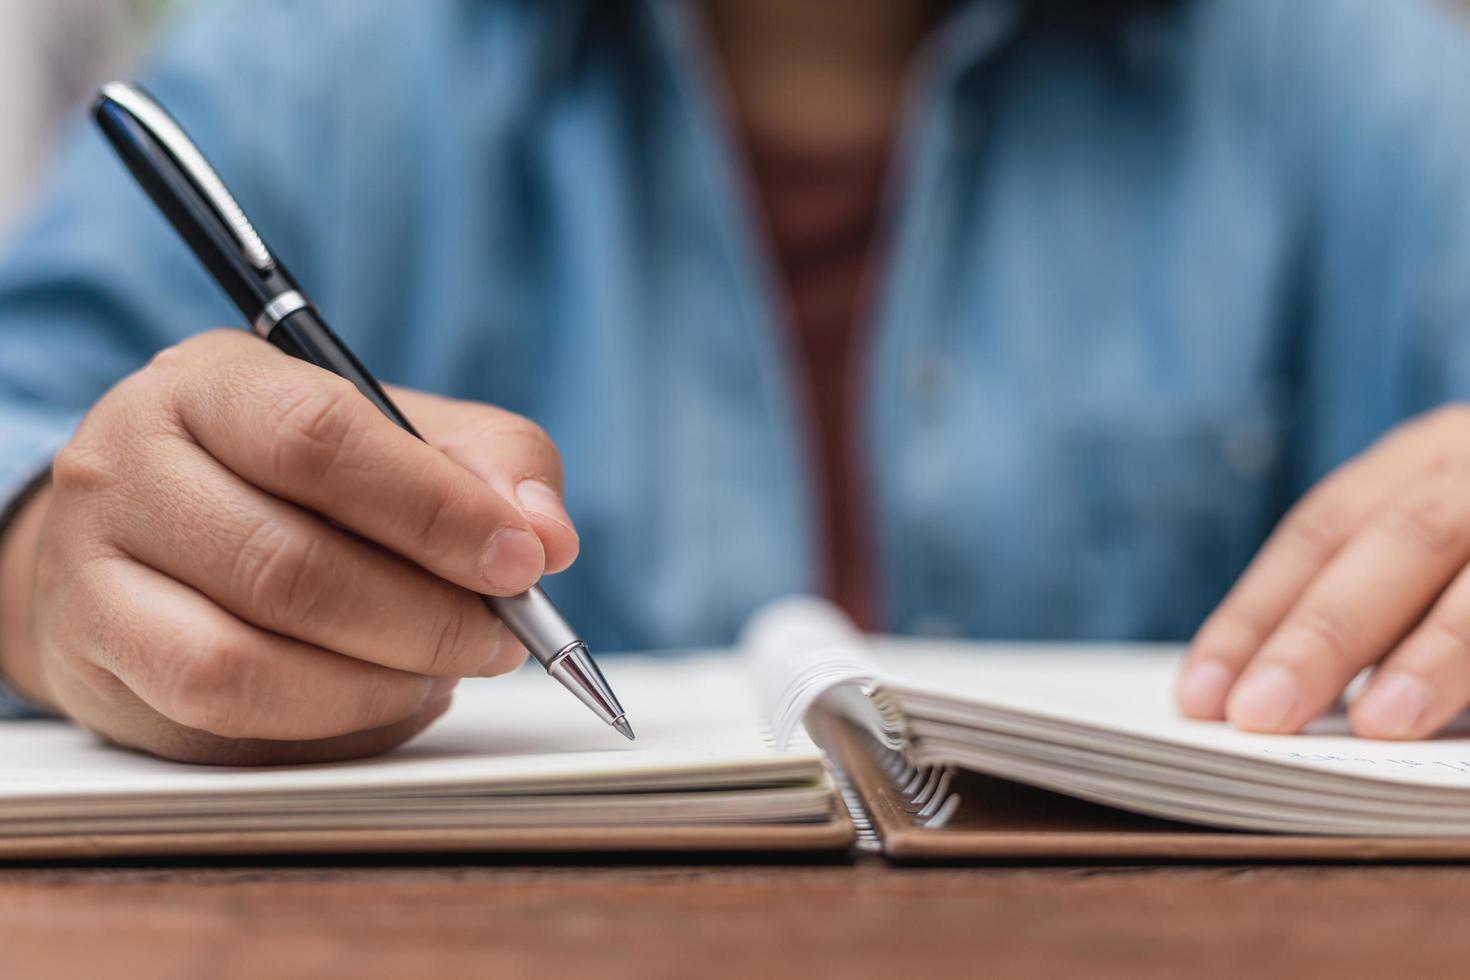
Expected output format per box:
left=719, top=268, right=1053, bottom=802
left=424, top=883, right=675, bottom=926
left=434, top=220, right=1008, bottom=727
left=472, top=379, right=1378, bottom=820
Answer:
left=862, top=731, right=961, bottom=829
left=826, top=753, right=882, bottom=852
left=759, top=722, right=877, bottom=846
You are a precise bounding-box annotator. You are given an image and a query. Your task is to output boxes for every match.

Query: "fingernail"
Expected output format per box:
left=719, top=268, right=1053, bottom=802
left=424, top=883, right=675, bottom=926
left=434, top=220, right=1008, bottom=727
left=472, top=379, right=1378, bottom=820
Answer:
left=1227, top=665, right=1299, bottom=731
left=425, top=676, right=460, bottom=702
left=1354, top=672, right=1429, bottom=739
left=1177, top=660, right=1234, bottom=718
left=479, top=525, right=543, bottom=591
left=515, top=479, right=574, bottom=533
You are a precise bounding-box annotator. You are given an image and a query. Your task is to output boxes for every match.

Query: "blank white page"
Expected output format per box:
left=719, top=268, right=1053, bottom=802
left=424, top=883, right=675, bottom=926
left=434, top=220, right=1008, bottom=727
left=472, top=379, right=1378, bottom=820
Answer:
left=0, top=654, right=822, bottom=805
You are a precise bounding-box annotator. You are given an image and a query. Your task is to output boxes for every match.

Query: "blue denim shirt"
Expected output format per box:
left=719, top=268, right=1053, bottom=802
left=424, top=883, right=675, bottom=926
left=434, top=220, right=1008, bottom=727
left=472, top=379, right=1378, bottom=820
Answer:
left=2, top=0, right=1470, bottom=685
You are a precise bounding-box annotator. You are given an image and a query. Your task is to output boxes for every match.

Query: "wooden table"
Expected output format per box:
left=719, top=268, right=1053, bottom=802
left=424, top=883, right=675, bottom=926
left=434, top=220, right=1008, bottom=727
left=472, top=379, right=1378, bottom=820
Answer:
left=3, top=856, right=1468, bottom=979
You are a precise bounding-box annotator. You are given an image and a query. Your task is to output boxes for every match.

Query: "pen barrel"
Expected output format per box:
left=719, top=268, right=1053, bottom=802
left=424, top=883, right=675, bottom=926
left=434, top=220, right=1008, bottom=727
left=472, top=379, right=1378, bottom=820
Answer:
left=483, top=590, right=580, bottom=669
left=266, top=308, right=422, bottom=438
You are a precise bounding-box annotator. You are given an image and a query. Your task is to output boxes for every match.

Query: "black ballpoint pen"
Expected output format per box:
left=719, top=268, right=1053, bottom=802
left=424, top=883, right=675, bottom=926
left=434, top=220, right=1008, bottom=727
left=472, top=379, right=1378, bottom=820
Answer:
left=92, top=81, right=633, bottom=740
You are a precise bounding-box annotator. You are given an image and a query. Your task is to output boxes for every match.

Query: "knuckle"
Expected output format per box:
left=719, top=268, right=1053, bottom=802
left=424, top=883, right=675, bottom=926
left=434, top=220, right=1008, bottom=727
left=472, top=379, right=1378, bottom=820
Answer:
left=266, top=378, right=359, bottom=483
left=231, top=519, right=329, bottom=627
left=1287, top=608, right=1352, bottom=664
left=407, top=476, right=471, bottom=550
left=422, top=599, right=473, bottom=675
left=144, top=340, right=191, bottom=374
left=1195, top=609, right=1265, bottom=657
left=1277, top=502, right=1347, bottom=561
left=123, top=347, right=188, bottom=409
left=167, top=639, right=250, bottom=737
left=1424, top=617, right=1470, bottom=663
left=145, top=332, right=250, bottom=407
left=1383, top=491, right=1470, bottom=558
left=50, top=438, right=116, bottom=496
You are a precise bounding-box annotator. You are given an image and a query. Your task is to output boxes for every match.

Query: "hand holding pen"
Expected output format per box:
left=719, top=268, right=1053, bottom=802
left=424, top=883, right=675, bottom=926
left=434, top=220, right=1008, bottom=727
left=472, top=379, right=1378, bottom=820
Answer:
left=0, top=84, right=629, bottom=765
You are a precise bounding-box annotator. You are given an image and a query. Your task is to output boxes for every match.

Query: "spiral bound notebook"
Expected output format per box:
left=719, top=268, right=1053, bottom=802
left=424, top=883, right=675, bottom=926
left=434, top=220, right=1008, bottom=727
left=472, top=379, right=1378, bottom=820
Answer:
left=11, top=596, right=1470, bottom=860
left=744, top=598, right=1470, bottom=860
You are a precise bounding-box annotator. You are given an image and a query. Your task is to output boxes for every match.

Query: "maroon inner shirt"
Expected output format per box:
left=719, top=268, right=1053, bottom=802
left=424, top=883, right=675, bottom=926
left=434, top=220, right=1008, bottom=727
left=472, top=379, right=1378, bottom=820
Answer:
left=739, top=126, right=894, bottom=630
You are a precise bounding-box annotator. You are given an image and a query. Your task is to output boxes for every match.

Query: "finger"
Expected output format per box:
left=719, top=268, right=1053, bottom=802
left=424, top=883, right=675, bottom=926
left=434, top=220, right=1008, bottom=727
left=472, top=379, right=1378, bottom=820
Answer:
left=107, top=435, right=523, bottom=679
left=389, top=387, right=580, bottom=574
left=1351, top=566, right=1470, bottom=740
left=1223, top=466, right=1470, bottom=733
left=52, top=655, right=455, bottom=765
left=1177, top=422, right=1444, bottom=719
left=514, top=479, right=580, bottom=574
left=198, top=691, right=457, bottom=766
left=160, top=331, right=544, bottom=595
left=83, top=556, right=448, bottom=742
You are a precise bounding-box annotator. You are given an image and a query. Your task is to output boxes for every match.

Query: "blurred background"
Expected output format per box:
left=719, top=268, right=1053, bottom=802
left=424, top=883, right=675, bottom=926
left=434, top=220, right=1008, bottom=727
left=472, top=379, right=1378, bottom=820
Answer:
left=0, top=0, right=175, bottom=237
left=4, top=0, right=1469, bottom=240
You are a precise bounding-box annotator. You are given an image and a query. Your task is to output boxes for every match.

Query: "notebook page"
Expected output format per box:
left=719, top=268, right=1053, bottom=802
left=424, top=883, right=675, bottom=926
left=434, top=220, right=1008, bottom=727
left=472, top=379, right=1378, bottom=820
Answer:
left=741, top=596, right=901, bottom=749
left=872, top=639, right=1470, bottom=790
left=0, top=654, right=823, bottom=806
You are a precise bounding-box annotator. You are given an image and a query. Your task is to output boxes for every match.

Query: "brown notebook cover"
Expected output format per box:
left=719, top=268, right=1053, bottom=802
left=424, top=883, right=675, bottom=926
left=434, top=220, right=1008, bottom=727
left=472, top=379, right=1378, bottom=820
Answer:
left=0, top=810, right=856, bottom=860
left=21, top=708, right=1470, bottom=862
left=814, top=711, right=1470, bottom=861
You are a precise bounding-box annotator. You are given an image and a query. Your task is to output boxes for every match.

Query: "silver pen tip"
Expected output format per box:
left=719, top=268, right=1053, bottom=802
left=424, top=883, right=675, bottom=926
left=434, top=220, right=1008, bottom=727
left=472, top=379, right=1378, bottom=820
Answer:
left=612, top=716, right=635, bottom=741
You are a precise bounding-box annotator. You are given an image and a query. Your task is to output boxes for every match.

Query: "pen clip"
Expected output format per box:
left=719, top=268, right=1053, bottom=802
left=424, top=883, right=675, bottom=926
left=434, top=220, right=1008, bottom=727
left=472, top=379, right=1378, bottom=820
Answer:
left=100, top=81, right=276, bottom=274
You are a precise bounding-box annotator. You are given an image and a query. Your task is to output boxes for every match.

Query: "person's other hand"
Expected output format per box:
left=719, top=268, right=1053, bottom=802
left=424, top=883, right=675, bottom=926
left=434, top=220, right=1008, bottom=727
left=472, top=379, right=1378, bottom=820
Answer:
left=1176, top=406, right=1470, bottom=740
left=0, top=330, right=578, bottom=764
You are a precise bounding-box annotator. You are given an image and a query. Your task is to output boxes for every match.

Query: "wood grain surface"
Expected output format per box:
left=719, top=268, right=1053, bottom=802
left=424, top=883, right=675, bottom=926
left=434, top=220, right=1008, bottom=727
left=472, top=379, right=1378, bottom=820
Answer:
left=3, top=858, right=1468, bottom=979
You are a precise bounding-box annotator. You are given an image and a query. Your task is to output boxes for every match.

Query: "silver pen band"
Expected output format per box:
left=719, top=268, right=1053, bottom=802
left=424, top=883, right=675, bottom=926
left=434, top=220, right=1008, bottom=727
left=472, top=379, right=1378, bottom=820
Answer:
left=486, top=588, right=580, bottom=669
left=481, top=590, right=630, bottom=729
left=252, top=290, right=310, bottom=337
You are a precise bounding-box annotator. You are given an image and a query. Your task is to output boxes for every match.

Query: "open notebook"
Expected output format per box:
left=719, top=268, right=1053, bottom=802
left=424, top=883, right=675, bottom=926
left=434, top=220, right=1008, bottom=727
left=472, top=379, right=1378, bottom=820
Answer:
left=745, top=598, right=1470, bottom=859
left=9, top=595, right=1470, bottom=859
left=0, top=653, right=849, bottom=858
